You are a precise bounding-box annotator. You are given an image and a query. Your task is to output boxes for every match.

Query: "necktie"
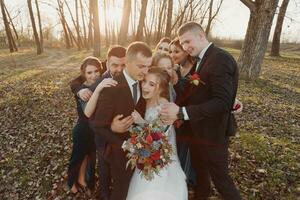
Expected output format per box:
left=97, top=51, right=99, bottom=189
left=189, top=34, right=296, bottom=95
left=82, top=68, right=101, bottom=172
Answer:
left=132, top=82, right=138, bottom=105
left=195, top=56, right=201, bottom=72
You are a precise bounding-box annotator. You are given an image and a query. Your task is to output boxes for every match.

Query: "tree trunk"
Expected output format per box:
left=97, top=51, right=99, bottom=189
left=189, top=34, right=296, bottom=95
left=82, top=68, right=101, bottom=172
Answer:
left=156, top=0, right=167, bottom=42
left=205, top=0, right=213, bottom=36
left=0, top=0, right=16, bottom=52
left=35, top=0, right=43, bottom=53
left=238, top=0, right=279, bottom=80
left=75, top=0, right=83, bottom=49
left=57, top=0, right=70, bottom=49
left=65, top=0, right=82, bottom=49
left=87, top=0, right=93, bottom=50
left=135, top=0, right=148, bottom=41
left=103, top=0, right=109, bottom=47
left=165, top=0, right=173, bottom=37
left=91, top=0, right=100, bottom=57
left=270, top=0, right=290, bottom=57
left=79, top=0, right=87, bottom=48
left=27, top=0, right=42, bottom=55
left=4, top=3, right=19, bottom=47
left=119, top=0, right=131, bottom=45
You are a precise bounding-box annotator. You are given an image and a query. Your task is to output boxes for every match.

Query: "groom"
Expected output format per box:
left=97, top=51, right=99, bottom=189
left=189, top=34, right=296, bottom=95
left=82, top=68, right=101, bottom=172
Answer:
left=90, top=42, right=152, bottom=200
left=161, top=22, right=241, bottom=200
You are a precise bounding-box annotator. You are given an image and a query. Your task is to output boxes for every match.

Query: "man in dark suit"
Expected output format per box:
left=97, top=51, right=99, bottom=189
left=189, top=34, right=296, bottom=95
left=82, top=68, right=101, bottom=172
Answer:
left=90, top=42, right=152, bottom=200
left=160, top=22, right=241, bottom=200
left=70, top=45, right=126, bottom=101
left=69, top=45, right=127, bottom=200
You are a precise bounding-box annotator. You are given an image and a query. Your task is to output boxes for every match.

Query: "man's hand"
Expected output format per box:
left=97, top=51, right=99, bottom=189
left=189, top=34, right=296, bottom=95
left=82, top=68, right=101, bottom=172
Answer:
left=78, top=88, right=92, bottom=101
left=232, top=98, right=243, bottom=114
left=160, top=103, right=180, bottom=125
left=111, top=114, right=134, bottom=133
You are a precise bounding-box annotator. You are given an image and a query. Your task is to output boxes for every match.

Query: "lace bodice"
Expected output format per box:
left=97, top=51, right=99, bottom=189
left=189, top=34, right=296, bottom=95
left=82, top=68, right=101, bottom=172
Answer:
left=144, top=105, right=162, bottom=122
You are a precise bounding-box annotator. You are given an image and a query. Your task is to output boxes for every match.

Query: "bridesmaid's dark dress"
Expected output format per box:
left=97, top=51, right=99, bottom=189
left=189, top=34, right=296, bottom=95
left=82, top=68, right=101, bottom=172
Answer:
left=67, top=84, right=96, bottom=190
left=174, top=66, right=197, bottom=186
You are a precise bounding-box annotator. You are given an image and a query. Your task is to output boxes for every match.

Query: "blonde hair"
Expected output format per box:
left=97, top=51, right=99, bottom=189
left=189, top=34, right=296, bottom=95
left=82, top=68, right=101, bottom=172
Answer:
left=147, top=67, right=171, bottom=100
left=152, top=52, right=174, bottom=67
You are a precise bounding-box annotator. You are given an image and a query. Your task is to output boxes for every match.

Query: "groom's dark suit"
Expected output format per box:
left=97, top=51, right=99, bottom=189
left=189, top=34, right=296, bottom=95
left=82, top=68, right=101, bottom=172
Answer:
left=176, top=44, right=241, bottom=200
left=90, top=71, right=145, bottom=200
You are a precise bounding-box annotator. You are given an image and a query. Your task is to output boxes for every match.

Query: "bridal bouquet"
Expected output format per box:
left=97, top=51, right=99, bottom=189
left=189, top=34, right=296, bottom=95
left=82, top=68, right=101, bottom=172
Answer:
left=122, top=121, right=173, bottom=181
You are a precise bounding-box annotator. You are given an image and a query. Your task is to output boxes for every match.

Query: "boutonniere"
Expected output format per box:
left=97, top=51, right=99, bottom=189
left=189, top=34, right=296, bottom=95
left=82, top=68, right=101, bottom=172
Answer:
left=187, top=73, right=205, bottom=86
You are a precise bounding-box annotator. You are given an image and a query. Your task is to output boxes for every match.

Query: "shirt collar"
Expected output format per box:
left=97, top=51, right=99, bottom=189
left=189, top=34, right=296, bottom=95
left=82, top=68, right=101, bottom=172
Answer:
left=198, top=42, right=212, bottom=60
left=123, top=69, right=138, bottom=87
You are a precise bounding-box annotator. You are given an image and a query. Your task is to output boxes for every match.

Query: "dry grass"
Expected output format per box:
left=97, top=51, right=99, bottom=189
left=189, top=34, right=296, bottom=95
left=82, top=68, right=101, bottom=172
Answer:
left=0, top=47, right=299, bottom=199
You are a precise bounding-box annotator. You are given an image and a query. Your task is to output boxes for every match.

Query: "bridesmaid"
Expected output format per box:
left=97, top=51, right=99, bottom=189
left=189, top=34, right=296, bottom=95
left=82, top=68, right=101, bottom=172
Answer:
left=67, top=56, right=117, bottom=196
left=169, top=38, right=198, bottom=188
left=152, top=53, right=177, bottom=102
left=155, top=37, right=171, bottom=55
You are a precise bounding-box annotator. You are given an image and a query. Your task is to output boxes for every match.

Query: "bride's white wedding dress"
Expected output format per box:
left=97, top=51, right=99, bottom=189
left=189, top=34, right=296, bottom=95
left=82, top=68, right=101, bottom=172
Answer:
left=126, top=105, right=188, bottom=200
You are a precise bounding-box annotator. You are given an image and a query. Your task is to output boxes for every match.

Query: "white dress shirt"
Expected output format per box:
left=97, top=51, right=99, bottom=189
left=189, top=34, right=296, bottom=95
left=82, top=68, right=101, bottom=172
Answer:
left=195, top=42, right=212, bottom=72
left=123, top=69, right=140, bottom=103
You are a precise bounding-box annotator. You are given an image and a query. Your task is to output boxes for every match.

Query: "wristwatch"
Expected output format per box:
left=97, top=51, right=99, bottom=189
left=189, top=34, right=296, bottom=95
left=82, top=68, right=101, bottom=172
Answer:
left=177, top=107, right=184, bottom=120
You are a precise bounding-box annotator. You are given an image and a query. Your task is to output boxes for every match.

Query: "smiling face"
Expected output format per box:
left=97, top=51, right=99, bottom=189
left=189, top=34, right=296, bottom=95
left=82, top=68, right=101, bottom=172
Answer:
left=169, top=44, right=189, bottom=65
left=84, top=65, right=100, bottom=84
left=156, top=42, right=170, bottom=54
left=126, top=53, right=152, bottom=81
left=141, top=73, right=160, bottom=100
left=156, top=57, right=173, bottom=77
left=107, top=56, right=126, bottom=77
left=179, top=31, right=205, bottom=57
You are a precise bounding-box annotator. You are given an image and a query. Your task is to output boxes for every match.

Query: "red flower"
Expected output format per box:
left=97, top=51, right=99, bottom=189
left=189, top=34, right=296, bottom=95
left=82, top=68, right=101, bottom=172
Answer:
left=137, top=162, right=144, bottom=170
left=191, top=73, right=200, bottom=80
left=187, top=73, right=205, bottom=86
left=131, top=136, right=137, bottom=144
left=151, top=132, right=162, bottom=141
left=150, top=151, right=160, bottom=161
left=146, top=134, right=153, bottom=144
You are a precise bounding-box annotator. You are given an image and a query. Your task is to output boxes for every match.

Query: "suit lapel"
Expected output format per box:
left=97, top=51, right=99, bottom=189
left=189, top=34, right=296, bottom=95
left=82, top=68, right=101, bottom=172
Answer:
left=196, top=43, right=215, bottom=74
left=136, top=82, right=146, bottom=117
left=176, top=44, right=215, bottom=105
left=116, top=73, right=135, bottom=109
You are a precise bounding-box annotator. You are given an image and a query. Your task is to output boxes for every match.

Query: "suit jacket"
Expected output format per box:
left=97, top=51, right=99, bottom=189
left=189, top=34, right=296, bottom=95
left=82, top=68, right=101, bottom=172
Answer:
left=89, top=72, right=146, bottom=147
left=176, top=44, right=238, bottom=144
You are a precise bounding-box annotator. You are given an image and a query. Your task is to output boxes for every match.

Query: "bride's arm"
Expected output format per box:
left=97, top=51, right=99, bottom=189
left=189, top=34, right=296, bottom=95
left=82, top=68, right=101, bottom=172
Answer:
left=131, top=110, right=147, bottom=125
left=83, top=78, right=117, bottom=118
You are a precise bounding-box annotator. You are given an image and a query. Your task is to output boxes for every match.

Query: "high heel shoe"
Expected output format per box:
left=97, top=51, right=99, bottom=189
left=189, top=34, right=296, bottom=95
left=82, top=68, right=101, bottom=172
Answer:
left=76, top=182, right=89, bottom=194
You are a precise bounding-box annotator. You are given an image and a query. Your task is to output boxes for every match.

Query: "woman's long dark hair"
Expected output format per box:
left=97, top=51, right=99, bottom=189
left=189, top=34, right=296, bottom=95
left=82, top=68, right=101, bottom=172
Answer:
left=169, top=37, right=194, bottom=64
left=80, top=56, right=103, bottom=80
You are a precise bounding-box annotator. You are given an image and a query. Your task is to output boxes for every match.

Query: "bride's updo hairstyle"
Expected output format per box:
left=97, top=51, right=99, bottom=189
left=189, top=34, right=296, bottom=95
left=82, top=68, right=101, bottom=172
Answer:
left=148, top=67, right=171, bottom=100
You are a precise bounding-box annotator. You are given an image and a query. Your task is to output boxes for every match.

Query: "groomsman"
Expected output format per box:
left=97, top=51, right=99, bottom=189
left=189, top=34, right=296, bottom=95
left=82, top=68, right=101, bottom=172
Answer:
left=70, top=45, right=127, bottom=200
left=161, top=22, right=241, bottom=200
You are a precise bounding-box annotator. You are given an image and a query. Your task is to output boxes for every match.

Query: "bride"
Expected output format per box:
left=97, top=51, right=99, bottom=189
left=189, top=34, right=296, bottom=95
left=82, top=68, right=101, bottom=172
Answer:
left=126, top=67, right=188, bottom=200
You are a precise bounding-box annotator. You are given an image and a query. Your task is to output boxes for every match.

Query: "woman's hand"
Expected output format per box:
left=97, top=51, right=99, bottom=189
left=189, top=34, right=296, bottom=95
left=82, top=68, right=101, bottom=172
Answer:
left=95, top=78, right=118, bottom=93
left=232, top=98, right=243, bottom=114
left=171, top=70, right=178, bottom=85
left=131, top=110, right=145, bottom=124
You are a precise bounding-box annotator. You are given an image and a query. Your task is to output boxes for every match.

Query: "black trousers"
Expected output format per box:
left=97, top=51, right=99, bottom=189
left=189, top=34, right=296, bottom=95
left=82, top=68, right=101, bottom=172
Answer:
left=104, top=144, right=133, bottom=200
left=95, top=134, right=111, bottom=199
left=189, top=139, right=241, bottom=200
